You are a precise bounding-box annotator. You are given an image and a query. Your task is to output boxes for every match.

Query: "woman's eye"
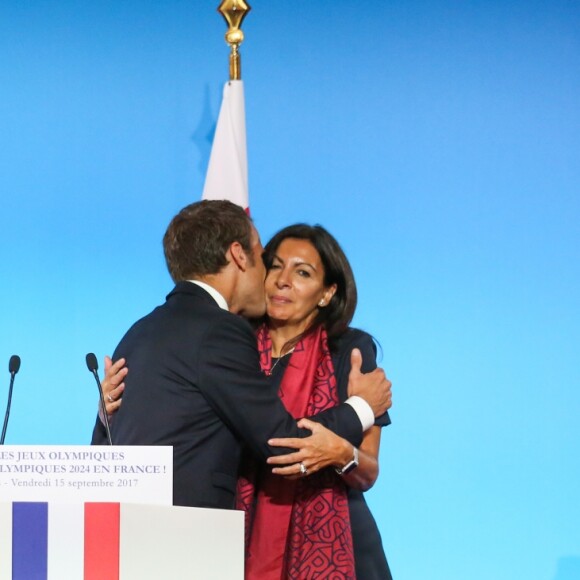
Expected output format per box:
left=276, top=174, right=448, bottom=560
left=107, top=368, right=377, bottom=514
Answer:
left=269, top=263, right=281, bottom=270
left=297, top=269, right=311, bottom=277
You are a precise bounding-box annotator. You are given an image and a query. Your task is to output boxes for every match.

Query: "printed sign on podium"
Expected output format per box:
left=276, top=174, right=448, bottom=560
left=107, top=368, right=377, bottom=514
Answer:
left=0, top=445, right=172, bottom=504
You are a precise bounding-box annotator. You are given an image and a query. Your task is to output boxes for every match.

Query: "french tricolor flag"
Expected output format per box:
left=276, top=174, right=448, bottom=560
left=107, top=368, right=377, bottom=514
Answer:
left=0, top=502, right=120, bottom=580
left=0, top=501, right=243, bottom=579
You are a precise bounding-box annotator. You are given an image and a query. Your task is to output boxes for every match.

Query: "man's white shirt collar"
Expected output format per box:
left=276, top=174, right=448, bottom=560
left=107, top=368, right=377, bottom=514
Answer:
left=188, top=280, right=229, bottom=311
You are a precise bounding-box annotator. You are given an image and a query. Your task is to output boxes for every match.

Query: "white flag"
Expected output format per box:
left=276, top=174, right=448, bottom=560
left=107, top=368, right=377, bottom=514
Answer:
left=202, top=80, right=249, bottom=211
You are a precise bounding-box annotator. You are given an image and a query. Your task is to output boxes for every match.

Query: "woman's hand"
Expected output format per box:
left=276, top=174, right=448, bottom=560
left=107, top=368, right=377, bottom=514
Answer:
left=101, top=356, right=127, bottom=416
left=266, top=418, right=353, bottom=479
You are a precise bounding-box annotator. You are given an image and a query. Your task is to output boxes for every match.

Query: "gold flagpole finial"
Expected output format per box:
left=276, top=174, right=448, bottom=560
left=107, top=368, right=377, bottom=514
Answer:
left=218, top=0, right=251, bottom=80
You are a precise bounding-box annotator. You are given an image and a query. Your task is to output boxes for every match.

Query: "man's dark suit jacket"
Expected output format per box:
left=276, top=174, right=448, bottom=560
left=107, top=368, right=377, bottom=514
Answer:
left=92, top=282, right=362, bottom=509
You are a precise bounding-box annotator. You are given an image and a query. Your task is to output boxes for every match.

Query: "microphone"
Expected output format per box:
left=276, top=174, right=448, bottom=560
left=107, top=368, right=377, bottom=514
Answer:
left=86, top=353, right=113, bottom=445
left=9, top=355, right=20, bottom=375
left=1, top=355, right=21, bottom=445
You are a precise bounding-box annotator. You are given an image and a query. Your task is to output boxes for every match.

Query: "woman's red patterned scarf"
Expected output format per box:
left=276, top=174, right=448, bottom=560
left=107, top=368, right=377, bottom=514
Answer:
left=236, top=324, right=355, bottom=579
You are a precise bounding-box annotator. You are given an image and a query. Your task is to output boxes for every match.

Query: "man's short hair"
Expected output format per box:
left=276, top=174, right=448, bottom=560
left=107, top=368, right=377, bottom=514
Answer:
left=163, top=200, right=254, bottom=282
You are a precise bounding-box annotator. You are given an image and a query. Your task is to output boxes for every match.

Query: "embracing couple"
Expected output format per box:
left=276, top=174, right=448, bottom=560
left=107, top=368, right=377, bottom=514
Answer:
left=93, top=199, right=393, bottom=579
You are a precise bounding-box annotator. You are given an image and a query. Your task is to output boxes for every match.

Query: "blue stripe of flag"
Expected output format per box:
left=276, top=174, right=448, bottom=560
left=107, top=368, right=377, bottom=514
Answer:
left=12, top=502, right=48, bottom=580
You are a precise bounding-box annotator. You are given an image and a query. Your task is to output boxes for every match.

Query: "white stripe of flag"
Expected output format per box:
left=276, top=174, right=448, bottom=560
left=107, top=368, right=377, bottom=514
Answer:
left=202, top=80, right=249, bottom=211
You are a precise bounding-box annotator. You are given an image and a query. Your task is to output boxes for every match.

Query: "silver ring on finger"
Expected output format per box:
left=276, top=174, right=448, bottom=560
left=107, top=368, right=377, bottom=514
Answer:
left=299, top=462, right=308, bottom=476
left=107, top=394, right=114, bottom=403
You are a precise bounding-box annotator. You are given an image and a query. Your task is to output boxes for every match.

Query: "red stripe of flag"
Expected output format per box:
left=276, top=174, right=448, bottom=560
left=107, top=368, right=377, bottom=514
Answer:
left=84, top=502, right=120, bottom=580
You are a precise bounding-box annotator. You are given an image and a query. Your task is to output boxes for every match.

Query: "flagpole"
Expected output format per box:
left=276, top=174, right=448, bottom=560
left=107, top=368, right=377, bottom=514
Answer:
left=202, top=1, right=251, bottom=210
left=218, top=0, right=251, bottom=81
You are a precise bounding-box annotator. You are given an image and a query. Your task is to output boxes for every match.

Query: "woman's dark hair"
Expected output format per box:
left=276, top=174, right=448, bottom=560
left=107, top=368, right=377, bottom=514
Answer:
left=263, top=224, right=357, bottom=345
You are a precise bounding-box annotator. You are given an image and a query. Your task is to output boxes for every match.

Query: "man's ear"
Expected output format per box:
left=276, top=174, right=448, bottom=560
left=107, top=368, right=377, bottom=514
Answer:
left=229, top=241, right=248, bottom=272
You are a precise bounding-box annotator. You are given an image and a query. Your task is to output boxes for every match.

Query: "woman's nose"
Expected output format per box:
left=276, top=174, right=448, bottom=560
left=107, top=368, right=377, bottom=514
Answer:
left=275, top=269, right=290, bottom=288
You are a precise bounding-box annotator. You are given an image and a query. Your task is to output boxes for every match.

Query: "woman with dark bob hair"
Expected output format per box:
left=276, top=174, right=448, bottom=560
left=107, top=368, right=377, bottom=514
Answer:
left=101, top=223, right=392, bottom=579
left=239, top=224, right=392, bottom=579
left=262, top=223, right=359, bottom=344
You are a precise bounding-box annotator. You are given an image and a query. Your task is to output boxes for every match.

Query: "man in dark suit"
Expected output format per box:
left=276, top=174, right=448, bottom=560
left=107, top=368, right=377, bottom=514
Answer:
left=92, top=200, right=391, bottom=509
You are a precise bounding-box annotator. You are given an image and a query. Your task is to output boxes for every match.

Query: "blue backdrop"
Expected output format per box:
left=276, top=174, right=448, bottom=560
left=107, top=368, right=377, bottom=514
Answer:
left=1, top=2, right=579, bottom=578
